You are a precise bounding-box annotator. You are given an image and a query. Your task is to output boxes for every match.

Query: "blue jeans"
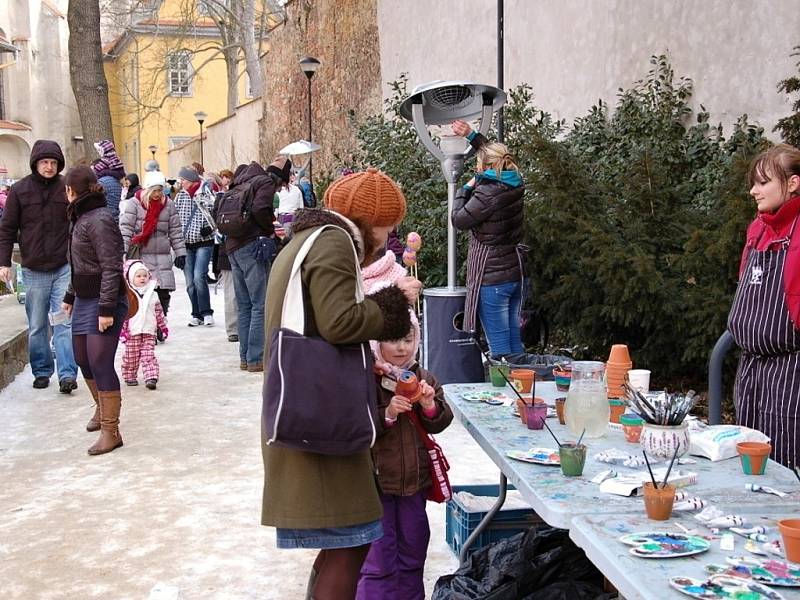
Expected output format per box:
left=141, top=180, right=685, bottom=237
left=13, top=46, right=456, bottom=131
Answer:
left=184, top=245, right=214, bottom=319
left=23, top=264, right=78, bottom=381
left=478, top=280, right=524, bottom=357
left=229, top=238, right=273, bottom=365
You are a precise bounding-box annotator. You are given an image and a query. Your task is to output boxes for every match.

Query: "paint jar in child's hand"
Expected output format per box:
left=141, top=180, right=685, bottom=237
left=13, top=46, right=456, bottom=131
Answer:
left=643, top=482, right=675, bottom=520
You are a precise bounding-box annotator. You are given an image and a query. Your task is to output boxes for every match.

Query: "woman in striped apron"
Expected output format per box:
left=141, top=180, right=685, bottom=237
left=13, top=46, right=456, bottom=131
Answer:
left=728, top=144, right=800, bottom=470
left=451, top=120, right=526, bottom=359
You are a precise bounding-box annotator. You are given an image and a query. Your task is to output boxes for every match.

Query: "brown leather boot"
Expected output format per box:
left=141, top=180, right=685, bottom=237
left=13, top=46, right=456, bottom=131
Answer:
left=87, top=390, right=124, bottom=455
left=85, top=379, right=101, bottom=432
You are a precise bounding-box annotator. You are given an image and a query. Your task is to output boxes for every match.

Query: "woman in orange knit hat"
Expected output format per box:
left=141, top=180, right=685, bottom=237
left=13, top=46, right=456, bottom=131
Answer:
left=261, top=168, right=422, bottom=600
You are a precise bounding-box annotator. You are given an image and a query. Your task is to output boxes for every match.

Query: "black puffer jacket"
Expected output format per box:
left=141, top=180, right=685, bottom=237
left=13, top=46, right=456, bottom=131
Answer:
left=0, top=140, right=69, bottom=271
left=224, top=161, right=279, bottom=253
left=452, top=173, right=525, bottom=286
left=63, top=191, right=126, bottom=316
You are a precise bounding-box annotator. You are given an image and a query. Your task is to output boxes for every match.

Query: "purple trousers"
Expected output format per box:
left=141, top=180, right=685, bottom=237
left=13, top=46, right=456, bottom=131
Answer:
left=356, top=490, right=430, bottom=600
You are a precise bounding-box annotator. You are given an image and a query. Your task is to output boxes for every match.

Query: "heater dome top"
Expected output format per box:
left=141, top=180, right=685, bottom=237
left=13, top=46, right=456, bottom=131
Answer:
left=399, top=80, right=507, bottom=126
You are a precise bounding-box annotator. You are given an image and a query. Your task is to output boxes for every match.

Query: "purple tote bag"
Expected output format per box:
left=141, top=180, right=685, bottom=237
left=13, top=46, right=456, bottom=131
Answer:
left=263, top=225, right=378, bottom=455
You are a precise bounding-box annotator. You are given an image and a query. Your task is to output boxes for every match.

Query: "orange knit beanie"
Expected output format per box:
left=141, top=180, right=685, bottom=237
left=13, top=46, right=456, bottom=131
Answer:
left=324, top=167, right=406, bottom=226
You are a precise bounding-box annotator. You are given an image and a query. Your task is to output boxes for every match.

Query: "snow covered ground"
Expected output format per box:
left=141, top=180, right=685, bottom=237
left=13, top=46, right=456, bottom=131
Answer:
left=0, top=273, right=501, bottom=599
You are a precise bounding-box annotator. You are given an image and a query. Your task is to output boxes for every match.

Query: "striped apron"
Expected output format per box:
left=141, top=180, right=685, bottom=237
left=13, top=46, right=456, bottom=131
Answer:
left=463, top=235, right=528, bottom=334
left=727, top=215, right=800, bottom=469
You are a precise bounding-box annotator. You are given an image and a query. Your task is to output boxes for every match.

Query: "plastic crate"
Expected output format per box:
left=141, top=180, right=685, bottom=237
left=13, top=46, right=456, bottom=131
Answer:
left=446, top=484, right=542, bottom=557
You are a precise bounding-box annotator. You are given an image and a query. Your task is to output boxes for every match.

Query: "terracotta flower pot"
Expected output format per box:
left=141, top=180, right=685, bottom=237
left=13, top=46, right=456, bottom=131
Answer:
left=553, top=368, right=572, bottom=392
left=510, top=369, right=535, bottom=394
left=643, top=482, right=675, bottom=520
left=620, top=414, right=643, bottom=443
left=395, top=371, right=422, bottom=403
left=736, top=441, right=772, bottom=475
left=778, top=519, right=800, bottom=563
left=609, top=399, right=626, bottom=423
left=515, top=398, right=530, bottom=425
left=608, top=344, right=632, bottom=364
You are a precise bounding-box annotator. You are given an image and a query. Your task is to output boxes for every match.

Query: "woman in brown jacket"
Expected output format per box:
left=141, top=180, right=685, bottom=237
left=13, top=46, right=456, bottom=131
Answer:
left=61, top=166, right=128, bottom=456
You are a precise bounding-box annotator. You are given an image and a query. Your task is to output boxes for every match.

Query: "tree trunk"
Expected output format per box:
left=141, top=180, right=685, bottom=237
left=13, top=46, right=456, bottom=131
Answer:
left=242, top=0, right=265, bottom=97
left=67, top=0, right=115, bottom=159
left=223, top=46, right=239, bottom=115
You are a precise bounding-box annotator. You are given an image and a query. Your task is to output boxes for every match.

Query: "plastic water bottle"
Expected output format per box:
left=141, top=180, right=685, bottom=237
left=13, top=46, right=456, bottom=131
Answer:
left=13, top=263, right=25, bottom=304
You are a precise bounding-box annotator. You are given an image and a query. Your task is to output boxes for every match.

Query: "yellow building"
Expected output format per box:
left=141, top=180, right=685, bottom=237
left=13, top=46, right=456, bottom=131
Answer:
left=102, top=0, right=273, bottom=176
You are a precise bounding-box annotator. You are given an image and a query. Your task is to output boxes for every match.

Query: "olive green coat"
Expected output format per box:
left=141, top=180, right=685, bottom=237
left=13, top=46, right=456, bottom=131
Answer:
left=261, top=214, right=401, bottom=529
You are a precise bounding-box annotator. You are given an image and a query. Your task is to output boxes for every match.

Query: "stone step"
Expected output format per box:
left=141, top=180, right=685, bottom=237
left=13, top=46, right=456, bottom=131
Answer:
left=0, top=294, right=28, bottom=391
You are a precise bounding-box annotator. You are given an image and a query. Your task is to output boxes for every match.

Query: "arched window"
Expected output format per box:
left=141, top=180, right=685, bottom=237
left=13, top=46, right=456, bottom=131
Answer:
left=166, top=50, right=193, bottom=97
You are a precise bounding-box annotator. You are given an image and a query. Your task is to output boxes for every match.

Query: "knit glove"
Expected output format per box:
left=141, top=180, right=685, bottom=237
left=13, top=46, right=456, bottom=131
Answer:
left=173, top=256, right=186, bottom=270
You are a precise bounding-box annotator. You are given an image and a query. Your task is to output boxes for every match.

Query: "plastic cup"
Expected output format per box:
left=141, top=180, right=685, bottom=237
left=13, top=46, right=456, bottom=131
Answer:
left=627, top=369, right=651, bottom=394
left=525, top=402, right=547, bottom=430
left=489, top=364, right=509, bottom=387
left=643, top=482, right=675, bottom=520
left=559, top=442, right=586, bottom=476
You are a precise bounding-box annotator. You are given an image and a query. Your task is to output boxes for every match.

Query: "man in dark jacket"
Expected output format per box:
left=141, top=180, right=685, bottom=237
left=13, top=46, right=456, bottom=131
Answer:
left=0, top=140, right=79, bottom=392
left=225, top=157, right=288, bottom=372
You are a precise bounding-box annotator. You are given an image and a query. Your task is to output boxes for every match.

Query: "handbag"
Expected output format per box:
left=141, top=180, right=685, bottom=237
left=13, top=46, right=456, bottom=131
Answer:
left=407, top=409, right=452, bottom=503
left=126, top=243, right=142, bottom=260
left=263, top=225, right=379, bottom=456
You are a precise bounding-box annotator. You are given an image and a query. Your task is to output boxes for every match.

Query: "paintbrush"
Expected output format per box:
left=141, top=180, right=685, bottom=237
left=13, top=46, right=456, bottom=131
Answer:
left=642, top=450, right=658, bottom=488
left=471, top=339, right=525, bottom=402
left=539, top=417, right=562, bottom=448
left=662, top=445, right=680, bottom=488
left=577, top=428, right=586, bottom=447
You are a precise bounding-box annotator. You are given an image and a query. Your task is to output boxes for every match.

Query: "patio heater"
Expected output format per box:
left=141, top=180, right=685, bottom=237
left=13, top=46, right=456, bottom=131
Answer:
left=399, top=81, right=506, bottom=383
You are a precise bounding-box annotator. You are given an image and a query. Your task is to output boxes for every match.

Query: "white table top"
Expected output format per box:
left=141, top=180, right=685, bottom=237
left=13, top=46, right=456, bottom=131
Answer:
left=570, top=510, right=800, bottom=600
left=443, top=382, right=800, bottom=529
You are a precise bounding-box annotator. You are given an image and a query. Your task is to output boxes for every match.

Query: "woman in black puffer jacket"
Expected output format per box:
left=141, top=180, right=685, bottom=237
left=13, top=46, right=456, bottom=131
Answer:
left=451, top=119, right=526, bottom=359
left=61, top=165, right=128, bottom=456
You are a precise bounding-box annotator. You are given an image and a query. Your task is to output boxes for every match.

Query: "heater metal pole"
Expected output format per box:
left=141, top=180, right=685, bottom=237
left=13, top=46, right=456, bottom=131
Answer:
left=447, top=181, right=457, bottom=289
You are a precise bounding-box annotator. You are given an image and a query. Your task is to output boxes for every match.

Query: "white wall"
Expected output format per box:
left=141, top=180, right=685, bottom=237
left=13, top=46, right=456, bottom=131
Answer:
left=378, top=0, right=799, bottom=138
left=167, top=97, right=263, bottom=177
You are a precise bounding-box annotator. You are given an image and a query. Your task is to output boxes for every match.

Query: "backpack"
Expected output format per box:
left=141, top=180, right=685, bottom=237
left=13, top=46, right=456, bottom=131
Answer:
left=298, top=179, right=316, bottom=208
left=214, top=176, right=265, bottom=236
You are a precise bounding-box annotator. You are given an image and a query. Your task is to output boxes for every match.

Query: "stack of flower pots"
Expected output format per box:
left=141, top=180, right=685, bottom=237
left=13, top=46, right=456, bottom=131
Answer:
left=606, top=344, right=631, bottom=398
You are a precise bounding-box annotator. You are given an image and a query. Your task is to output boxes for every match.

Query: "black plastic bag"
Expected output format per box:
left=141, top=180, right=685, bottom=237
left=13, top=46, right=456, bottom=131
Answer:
left=433, top=525, right=614, bottom=600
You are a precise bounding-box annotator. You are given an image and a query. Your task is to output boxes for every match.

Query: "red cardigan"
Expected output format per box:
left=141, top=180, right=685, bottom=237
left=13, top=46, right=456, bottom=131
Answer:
left=738, top=195, right=800, bottom=328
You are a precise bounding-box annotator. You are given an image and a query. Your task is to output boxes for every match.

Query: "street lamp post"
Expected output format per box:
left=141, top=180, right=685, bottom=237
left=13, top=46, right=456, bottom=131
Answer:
left=148, top=145, right=157, bottom=161
left=194, top=111, right=208, bottom=167
left=299, top=56, right=320, bottom=188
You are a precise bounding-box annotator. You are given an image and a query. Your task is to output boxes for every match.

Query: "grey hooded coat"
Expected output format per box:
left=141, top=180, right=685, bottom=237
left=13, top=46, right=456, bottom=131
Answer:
left=119, top=196, right=186, bottom=291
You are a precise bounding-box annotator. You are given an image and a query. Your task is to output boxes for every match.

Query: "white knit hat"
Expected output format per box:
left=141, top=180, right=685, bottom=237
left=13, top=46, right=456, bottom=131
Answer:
left=143, top=170, right=166, bottom=189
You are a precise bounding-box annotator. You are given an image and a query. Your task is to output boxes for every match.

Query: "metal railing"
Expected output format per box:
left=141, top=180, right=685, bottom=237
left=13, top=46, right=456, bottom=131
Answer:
left=707, top=330, right=736, bottom=425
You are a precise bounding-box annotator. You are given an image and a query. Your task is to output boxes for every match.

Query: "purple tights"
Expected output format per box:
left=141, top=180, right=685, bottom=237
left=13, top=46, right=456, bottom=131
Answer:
left=73, top=334, right=121, bottom=391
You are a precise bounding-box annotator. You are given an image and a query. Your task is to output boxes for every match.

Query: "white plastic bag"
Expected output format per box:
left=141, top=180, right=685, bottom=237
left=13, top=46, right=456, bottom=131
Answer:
left=688, top=425, right=770, bottom=461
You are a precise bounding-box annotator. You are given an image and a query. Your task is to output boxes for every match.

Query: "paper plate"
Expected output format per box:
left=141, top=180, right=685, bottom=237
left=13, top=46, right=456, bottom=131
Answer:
left=506, top=448, right=560, bottom=466
left=619, top=532, right=711, bottom=558
left=669, top=575, right=784, bottom=599
left=717, top=556, right=800, bottom=586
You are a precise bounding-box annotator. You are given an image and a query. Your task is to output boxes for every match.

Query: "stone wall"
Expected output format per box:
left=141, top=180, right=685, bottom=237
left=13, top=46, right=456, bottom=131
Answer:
left=260, top=0, right=381, bottom=175
left=0, top=297, right=28, bottom=392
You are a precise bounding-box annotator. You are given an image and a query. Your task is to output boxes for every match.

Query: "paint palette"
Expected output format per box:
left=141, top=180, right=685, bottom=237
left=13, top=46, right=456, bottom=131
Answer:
left=506, top=448, right=560, bottom=466
left=705, top=556, right=800, bottom=586
left=669, top=575, right=784, bottom=599
left=619, top=532, right=711, bottom=558
left=462, top=391, right=513, bottom=405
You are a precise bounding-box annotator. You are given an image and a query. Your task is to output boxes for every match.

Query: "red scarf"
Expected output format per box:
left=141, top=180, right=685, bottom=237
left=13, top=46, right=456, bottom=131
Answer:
left=131, top=197, right=165, bottom=246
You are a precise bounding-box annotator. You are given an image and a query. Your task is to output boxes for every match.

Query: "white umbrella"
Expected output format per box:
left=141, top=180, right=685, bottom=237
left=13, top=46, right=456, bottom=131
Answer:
left=279, top=140, right=321, bottom=156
